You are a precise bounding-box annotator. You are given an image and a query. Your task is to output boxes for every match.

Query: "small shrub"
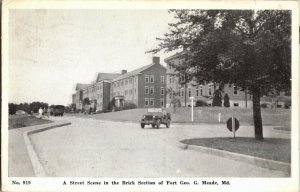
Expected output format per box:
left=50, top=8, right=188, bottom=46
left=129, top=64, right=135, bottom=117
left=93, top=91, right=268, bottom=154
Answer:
left=123, top=102, right=137, bottom=110
left=284, top=100, right=291, bottom=109
left=195, top=100, right=208, bottom=107
left=223, top=93, right=230, bottom=107
left=212, top=89, right=222, bottom=107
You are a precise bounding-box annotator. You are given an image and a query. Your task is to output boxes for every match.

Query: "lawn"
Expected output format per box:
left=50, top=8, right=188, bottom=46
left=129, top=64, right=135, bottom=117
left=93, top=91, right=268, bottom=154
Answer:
left=181, top=137, right=291, bottom=163
left=9, top=114, right=52, bottom=129
left=71, top=107, right=291, bottom=126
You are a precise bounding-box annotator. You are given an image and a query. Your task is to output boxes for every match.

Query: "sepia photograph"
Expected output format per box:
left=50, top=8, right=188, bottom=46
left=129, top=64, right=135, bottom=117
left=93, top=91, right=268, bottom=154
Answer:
left=1, top=1, right=299, bottom=192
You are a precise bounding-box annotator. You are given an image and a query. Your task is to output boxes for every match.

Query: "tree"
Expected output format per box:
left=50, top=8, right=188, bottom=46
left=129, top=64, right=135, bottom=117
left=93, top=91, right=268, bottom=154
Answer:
left=212, top=89, right=222, bottom=107
left=148, top=10, right=291, bottom=140
left=224, top=93, right=230, bottom=107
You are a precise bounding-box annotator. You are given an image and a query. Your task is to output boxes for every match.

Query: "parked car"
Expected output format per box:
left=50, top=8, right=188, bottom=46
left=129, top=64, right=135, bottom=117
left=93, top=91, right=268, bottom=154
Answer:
left=51, top=105, right=65, bottom=116
left=140, top=108, right=171, bottom=129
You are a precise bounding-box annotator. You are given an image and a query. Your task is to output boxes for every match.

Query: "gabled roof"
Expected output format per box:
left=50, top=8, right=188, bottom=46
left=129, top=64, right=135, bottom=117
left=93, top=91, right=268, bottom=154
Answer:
left=164, top=51, right=186, bottom=63
left=112, top=63, right=156, bottom=82
left=96, top=73, right=121, bottom=82
left=75, top=83, right=89, bottom=91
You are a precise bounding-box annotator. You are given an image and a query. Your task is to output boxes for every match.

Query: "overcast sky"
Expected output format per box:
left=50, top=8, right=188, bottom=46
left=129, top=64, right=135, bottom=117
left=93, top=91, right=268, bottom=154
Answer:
left=8, top=9, right=176, bottom=105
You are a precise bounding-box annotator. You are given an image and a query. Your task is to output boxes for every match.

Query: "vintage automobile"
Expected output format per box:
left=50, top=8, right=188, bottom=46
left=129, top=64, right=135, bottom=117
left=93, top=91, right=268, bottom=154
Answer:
left=140, top=108, right=171, bottom=129
left=51, top=105, right=65, bottom=116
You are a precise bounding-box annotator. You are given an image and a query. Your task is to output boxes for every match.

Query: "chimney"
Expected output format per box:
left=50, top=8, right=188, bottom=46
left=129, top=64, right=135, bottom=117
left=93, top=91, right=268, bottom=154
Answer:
left=121, top=70, right=127, bottom=75
left=152, top=56, right=160, bottom=65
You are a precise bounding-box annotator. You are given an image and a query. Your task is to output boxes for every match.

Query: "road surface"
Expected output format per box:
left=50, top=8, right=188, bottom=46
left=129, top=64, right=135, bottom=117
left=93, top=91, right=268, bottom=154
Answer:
left=26, top=116, right=289, bottom=177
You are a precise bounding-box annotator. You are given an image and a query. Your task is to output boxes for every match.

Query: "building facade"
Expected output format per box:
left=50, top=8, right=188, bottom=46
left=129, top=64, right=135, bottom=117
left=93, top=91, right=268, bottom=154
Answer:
left=111, top=57, right=167, bottom=108
left=164, top=52, right=289, bottom=108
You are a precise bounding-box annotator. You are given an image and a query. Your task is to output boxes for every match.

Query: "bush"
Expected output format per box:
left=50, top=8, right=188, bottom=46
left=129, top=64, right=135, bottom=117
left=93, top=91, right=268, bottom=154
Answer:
left=123, top=102, right=137, bottom=110
left=261, top=103, right=269, bottom=108
left=223, top=93, right=230, bottom=107
left=195, top=100, right=208, bottom=107
left=284, top=100, right=291, bottom=109
left=212, top=89, right=222, bottom=107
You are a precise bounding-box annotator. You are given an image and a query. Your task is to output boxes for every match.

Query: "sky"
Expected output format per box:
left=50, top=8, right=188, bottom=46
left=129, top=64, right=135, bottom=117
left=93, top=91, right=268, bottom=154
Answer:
left=8, top=9, right=176, bottom=105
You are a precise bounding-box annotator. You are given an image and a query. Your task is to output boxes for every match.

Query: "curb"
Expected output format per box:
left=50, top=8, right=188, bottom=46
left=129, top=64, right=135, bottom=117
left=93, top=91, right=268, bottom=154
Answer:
left=23, top=121, right=71, bottom=177
left=181, top=143, right=291, bottom=173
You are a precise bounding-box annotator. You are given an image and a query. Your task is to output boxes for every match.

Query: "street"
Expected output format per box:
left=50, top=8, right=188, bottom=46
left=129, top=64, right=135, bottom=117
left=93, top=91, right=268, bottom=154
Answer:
left=25, top=116, right=289, bottom=177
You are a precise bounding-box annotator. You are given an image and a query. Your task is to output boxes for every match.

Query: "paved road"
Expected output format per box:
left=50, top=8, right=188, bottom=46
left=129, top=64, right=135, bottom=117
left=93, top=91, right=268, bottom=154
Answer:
left=27, top=116, right=290, bottom=177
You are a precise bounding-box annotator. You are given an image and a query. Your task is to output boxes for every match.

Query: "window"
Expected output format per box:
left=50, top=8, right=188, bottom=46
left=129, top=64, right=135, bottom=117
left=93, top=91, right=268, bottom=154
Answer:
left=233, top=86, right=238, bottom=95
left=188, top=87, right=191, bottom=97
left=160, top=87, right=164, bottom=95
left=117, top=81, right=120, bottom=87
left=160, top=98, right=164, bottom=107
left=181, top=89, right=184, bottom=97
left=125, top=90, right=128, bottom=95
left=145, top=98, right=149, bottom=106
left=117, top=92, right=120, bottom=96
left=121, top=80, right=124, bottom=86
left=129, top=89, right=132, bottom=95
left=150, top=75, right=154, bottom=83
left=170, top=75, right=173, bottom=84
left=150, top=98, right=154, bottom=106
left=145, top=86, right=149, bottom=94
left=169, top=92, right=172, bottom=99
left=134, top=88, right=136, bottom=94
left=145, top=75, right=149, bottom=83
left=150, top=86, right=154, bottom=94
left=209, top=85, right=212, bottom=96
left=196, top=88, right=199, bottom=96
left=200, top=86, right=203, bottom=96
left=161, top=76, right=165, bottom=84
left=125, top=80, right=128, bottom=85
left=129, top=78, right=133, bottom=84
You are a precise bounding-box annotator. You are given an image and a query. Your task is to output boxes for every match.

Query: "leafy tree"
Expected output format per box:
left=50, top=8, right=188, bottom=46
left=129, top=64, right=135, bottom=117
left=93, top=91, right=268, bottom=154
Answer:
left=149, top=10, right=291, bottom=140
left=8, top=103, right=18, bottom=115
left=212, top=89, right=222, bottom=107
left=223, top=93, right=230, bottom=107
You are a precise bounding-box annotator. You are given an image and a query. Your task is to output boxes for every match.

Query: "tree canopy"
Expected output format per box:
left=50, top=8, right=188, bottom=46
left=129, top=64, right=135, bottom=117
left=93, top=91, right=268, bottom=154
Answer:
left=149, top=10, right=291, bottom=140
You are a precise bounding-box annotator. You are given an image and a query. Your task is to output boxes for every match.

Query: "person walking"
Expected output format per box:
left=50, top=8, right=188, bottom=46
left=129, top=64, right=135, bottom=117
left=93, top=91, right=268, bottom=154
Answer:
left=38, top=107, right=43, bottom=119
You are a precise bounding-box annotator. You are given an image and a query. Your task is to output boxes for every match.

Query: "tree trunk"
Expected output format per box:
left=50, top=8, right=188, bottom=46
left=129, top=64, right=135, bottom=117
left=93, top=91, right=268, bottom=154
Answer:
left=252, top=86, right=263, bottom=140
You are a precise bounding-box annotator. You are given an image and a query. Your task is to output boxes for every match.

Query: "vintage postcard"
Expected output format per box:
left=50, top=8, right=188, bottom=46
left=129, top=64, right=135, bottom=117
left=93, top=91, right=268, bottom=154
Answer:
left=1, top=0, right=299, bottom=191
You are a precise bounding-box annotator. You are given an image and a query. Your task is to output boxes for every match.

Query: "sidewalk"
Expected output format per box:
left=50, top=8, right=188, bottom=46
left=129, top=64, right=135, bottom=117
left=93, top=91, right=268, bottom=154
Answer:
left=8, top=120, right=71, bottom=177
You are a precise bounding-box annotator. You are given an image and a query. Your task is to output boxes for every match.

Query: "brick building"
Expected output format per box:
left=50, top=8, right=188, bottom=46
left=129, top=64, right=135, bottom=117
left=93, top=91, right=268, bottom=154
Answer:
left=164, top=52, right=289, bottom=108
left=111, top=57, right=167, bottom=108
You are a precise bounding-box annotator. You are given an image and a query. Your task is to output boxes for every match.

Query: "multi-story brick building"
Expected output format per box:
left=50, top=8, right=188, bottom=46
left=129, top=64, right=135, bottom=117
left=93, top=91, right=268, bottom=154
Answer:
left=164, top=52, right=290, bottom=108
left=111, top=57, right=167, bottom=108
left=165, top=52, right=218, bottom=107
left=72, top=73, right=121, bottom=112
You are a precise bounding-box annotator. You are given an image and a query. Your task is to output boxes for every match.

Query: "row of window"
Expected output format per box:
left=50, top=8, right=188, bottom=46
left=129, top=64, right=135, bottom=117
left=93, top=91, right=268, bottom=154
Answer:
left=113, top=77, right=136, bottom=88
left=145, top=75, right=165, bottom=84
left=113, top=88, right=137, bottom=97
left=145, top=86, right=164, bottom=95
left=145, top=98, right=165, bottom=107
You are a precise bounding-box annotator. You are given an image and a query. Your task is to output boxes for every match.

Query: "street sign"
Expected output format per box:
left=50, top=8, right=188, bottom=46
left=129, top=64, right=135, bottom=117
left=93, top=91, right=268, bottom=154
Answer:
left=226, top=117, right=240, bottom=138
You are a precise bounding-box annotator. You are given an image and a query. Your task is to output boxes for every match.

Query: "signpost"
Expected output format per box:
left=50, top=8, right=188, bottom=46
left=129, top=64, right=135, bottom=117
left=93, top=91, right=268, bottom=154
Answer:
left=189, top=97, right=195, bottom=122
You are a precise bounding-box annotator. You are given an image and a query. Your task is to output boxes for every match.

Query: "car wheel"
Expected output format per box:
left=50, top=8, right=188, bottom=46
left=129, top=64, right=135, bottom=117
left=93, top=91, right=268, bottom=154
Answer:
left=152, top=124, right=155, bottom=128
left=156, top=120, right=161, bottom=128
left=141, top=124, right=145, bottom=128
left=166, top=120, right=170, bottom=128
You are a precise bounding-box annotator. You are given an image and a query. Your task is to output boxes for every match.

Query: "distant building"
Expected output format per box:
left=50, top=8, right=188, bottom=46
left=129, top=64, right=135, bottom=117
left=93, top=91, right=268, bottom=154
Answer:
left=72, top=83, right=89, bottom=110
left=111, top=57, right=167, bottom=108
